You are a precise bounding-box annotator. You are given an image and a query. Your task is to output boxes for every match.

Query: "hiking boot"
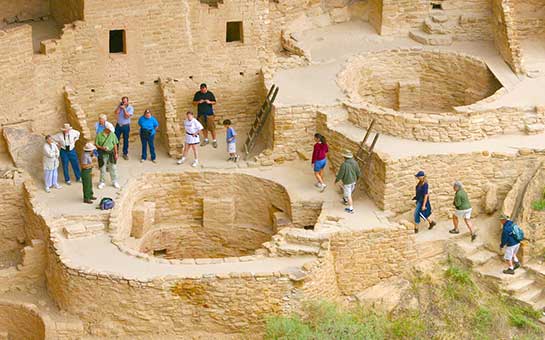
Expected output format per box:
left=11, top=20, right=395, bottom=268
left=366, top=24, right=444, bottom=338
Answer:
left=414, top=228, right=419, bottom=234
left=514, top=262, right=521, bottom=270
left=471, top=233, right=477, bottom=242
left=66, top=181, right=72, bottom=185
left=123, top=154, right=129, bottom=160
left=344, top=207, right=354, bottom=214
left=152, top=160, right=157, bottom=164
left=428, top=221, right=436, bottom=230
left=212, top=140, right=218, bottom=148
left=503, top=268, right=515, bottom=275
left=234, top=155, right=240, bottom=162
left=140, top=159, right=144, bottom=163
left=449, top=229, right=460, bottom=234
left=201, top=139, right=209, bottom=146
left=227, top=157, right=233, bottom=162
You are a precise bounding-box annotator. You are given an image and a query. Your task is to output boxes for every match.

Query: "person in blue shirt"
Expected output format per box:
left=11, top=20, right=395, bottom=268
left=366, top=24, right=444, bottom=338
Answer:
left=223, top=119, right=239, bottom=162
left=413, top=170, right=436, bottom=233
left=138, top=109, right=159, bottom=163
left=500, top=214, right=521, bottom=275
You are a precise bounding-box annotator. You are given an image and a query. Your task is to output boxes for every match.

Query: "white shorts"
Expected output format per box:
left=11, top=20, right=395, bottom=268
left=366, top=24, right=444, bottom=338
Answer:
left=504, top=243, right=520, bottom=261
left=227, top=142, right=236, bottom=154
left=185, top=134, right=200, bottom=145
left=455, top=208, right=472, bottom=219
left=343, top=182, right=356, bottom=198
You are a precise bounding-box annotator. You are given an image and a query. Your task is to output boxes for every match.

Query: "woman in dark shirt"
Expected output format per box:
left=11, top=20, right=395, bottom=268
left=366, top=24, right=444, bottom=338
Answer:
left=414, top=170, right=436, bottom=233
left=311, top=133, right=329, bottom=192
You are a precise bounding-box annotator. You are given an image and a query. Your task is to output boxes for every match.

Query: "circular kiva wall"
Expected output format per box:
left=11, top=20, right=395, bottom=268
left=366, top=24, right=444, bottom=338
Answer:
left=338, top=49, right=502, bottom=113
left=114, top=172, right=292, bottom=259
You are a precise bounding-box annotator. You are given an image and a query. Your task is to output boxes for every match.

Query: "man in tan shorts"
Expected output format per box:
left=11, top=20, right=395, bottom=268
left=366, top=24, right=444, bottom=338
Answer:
left=193, top=83, right=217, bottom=148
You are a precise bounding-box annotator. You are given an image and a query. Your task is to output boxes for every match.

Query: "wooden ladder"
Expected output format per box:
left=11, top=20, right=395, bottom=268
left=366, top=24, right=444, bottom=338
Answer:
left=354, top=119, right=380, bottom=167
left=243, top=84, right=279, bottom=159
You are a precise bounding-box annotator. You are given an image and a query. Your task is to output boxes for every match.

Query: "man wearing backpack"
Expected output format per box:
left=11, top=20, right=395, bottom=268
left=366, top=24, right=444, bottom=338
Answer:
left=500, top=214, right=522, bottom=275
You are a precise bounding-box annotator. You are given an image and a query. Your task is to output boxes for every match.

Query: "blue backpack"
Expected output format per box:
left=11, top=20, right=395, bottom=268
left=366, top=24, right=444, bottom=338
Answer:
left=511, top=224, right=524, bottom=242
left=99, top=197, right=115, bottom=210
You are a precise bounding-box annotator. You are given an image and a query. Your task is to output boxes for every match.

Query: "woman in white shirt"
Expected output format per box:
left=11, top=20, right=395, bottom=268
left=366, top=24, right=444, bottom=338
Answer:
left=43, top=135, right=62, bottom=193
left=177, top=111, right=203, bottom=167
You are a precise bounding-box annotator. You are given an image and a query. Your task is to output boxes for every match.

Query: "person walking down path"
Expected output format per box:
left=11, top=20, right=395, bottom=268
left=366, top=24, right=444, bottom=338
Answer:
left=96, top=122, right=120, bottom=189
left=335, top=149, right=361, bottom=214
left=53, top=123, right=81, bottom=185
left=81, top=143, right=97, bottom=204
left=223, top=119, right=239, bottom=162
left=138, top=109, right=159, bottom=163
left=177, top=111, right=204, bottom=167
left=311, top=133, right=328, bottom=192
left=413, top=170, right=436, bottom=233
left=450, top=181, right=476, bottom=241
left=43, top=135, right=62, bottom=193
left=114, top=96, right=134, bottom=160
left=193, top=83, right=217, bottom=148
left=500, top=214, right=522, bottom=275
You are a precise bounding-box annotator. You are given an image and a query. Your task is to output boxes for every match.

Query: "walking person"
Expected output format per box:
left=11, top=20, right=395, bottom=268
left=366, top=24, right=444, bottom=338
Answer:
left=450, top=181, right=476, bottom=241
left=334, top=150, right=361, bottom=214
left=81, top=143, right=97, bottom=204
left=43, top=135, right=62, bottom=193
left=223, top=119, right=239, bottom=162
left=311, top=133, right=328, bottom=192
left=413, top=171, right=436, bottom=233
left=193, top=83, right=217, bottom=148
left=177, top=111, right=203, bottom=167
left=96, top=122, right=120, bottom=189
left=500, top=214, right=522, bottom=275
left=138, top=109, right=159, bottom=163
left=53, top=123, right=81, bottom=185
left=114, top=96, right=134, bottom=160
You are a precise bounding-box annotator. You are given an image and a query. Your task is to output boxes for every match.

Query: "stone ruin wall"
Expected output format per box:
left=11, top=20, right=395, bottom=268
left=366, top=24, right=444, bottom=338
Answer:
left=0, top=0, right=50, bottom=25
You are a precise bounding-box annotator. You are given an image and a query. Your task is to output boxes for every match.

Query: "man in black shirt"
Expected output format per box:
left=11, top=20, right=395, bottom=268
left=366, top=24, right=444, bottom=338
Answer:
left=193, top=83, right=217, bottom=147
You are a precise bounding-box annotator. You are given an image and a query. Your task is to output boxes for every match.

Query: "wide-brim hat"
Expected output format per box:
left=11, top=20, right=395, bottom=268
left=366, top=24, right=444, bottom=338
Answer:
left=104, top=122, right=115, bottom=131
left=83, top=142, right=96, bottom=152
left=61, top=123, right=72, bottom=131
left=341, top=149, right=353, bottom=158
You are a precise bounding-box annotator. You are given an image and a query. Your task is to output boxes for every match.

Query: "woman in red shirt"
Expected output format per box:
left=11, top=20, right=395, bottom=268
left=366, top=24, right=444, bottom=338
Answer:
left=312, top=133, right=329, bottom=192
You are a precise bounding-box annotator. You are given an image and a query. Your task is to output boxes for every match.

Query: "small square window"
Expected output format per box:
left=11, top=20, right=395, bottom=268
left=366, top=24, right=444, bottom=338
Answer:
left=109, top=30, right=126, bottom=53
left=226, top=21, right=243, bottom=43
left=431, top=3, right=443, bottom=10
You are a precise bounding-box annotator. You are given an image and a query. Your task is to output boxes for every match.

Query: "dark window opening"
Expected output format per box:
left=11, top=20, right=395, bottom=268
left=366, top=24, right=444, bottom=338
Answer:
left=431, top=3, right=443, bottom=10
left=153, top=249, right=167, bottom=257
left=303, top=225, right=315, bottom=230
left=109, top=30, right=126, bottom=53
left=226, top=21, right=243, bottom=43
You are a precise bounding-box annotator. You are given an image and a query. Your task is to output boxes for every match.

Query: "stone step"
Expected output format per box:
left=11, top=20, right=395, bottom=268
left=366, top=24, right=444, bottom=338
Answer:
left=282, top=229, right=328, bottom=247
left=277, top=242, right=320, bottom=256
left=424, top=17, right=451, bottom=35
left=409, top=30, right=453, bottom=46
left=532, top=297, right=545, bottom=311
left=467, top=250, right=498, bottom=267
left=431, top=12, right=449, bottom=23
left=273, top=211, right=293, bottom=231
left=63, top=221, right=107, bottom=239
left=505, top=278, right=535, bottom=295
left=453, top=239, right=485, bottom=257
left=515, top=287, right=543, bottom=305
left=476, top=259, right=528, bottom=282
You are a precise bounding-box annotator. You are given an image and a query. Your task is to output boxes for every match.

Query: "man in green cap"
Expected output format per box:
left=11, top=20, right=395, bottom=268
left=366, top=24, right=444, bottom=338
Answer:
left=335, top=149, right=361, bottom=214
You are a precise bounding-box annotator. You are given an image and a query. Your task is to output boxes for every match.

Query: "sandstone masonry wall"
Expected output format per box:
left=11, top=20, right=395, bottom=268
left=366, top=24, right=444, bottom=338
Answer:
left=0, top=177, right=26, bottom=265
left=0, top=0, right=50, bottom=25
left=0, top=302, right=46, bottom=339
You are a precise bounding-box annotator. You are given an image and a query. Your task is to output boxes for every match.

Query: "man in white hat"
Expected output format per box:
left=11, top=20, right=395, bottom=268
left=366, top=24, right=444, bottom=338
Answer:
left=53, top=123, right=81, bottom=185
left=95, top=122, right=120, bottom=189
left=81, top=142, right=97, bottom=204
left=334, top=149, right=361, bottom=213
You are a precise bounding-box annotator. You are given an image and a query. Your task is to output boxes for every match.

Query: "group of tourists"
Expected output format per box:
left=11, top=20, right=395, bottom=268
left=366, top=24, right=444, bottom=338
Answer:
left=42, top=84, right=239, bottom=204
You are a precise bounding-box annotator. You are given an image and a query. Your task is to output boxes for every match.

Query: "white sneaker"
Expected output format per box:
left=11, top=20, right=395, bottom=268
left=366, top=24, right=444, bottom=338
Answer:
left=98, top=182, right=105, bottom=189
left=54, top=184, right=62, bottom=189
left=177, top=157, right=186, bottom=165
left=113, top=182, right=120, bottom=189
left=191, top=160, right=199, bottom=167
left=320, top=184, right=327, bottom=192
left=314, top=183, right=322, bottom=188
left=45, top=187, right=51, bottom=193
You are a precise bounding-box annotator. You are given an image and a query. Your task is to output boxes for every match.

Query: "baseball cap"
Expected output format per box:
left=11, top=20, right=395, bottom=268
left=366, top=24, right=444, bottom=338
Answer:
left=200, top=83, right=207, bottom=88
left=415, top=170, right=425, bottom=177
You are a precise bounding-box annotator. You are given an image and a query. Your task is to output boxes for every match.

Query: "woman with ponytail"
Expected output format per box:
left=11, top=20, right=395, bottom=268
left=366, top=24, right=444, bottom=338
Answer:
left=311, top=133, right=329, bottom=192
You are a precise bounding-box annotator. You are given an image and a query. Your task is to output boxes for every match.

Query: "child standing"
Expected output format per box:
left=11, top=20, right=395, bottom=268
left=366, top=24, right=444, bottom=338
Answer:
left=223, top=119, right=239, bottom=162
left=311, top=133, right=328, bottom=192
left=81, top=143, right=97, bottom=204
left=177, top=111, right=204, bottom=167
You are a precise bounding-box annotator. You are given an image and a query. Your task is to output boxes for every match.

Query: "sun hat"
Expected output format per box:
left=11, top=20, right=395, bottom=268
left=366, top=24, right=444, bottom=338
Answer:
left=61, top=123, right=72, bottom=131
left=104, top=122, right=115, bottom=131
left=415, top=170, right=425, bottom=178
left=341, top=149, right=353, bottom=158
left=83, top=142, right=96, bottom=152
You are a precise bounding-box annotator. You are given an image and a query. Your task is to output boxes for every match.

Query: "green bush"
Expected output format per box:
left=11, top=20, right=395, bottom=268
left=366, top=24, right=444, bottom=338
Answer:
left=532, top=199, right=545, bottom=211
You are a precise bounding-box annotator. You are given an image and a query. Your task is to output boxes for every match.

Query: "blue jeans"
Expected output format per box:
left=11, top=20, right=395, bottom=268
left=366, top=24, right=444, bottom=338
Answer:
left=60, top=148, right=81, bottom=182
left=115, top=123, right=130, bottom=156
left=414, top=200, right=432, bottom=224
left=140, top=132, right=156, bottom=161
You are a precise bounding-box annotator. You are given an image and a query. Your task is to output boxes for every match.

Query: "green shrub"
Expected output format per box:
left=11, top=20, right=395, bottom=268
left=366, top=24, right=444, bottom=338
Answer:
left=531, top=199, right=545, bottom=211
left=444, top=265, right=473, bottom=286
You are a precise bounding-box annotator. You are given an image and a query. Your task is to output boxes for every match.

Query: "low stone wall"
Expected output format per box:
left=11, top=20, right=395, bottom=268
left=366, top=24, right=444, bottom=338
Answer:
left=0, top=301, right=47, bottom=339
left=0, top=240, right=46, bottom=294
left=330, top=225, right=417, bottom=295
left=0, top=176, right=26, bottom=265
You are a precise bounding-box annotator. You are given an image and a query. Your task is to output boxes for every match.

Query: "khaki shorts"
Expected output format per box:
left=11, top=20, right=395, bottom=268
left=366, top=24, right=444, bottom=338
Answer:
left=198, top=115, right=215, bottom=132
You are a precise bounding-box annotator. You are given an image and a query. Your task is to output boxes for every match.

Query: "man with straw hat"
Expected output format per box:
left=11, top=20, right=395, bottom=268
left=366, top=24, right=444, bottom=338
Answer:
left=81, top=142, right=97, bottom=204
left=53, top=123, right=81, bottom=185
left=335, top=149, right=361, bottom=214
